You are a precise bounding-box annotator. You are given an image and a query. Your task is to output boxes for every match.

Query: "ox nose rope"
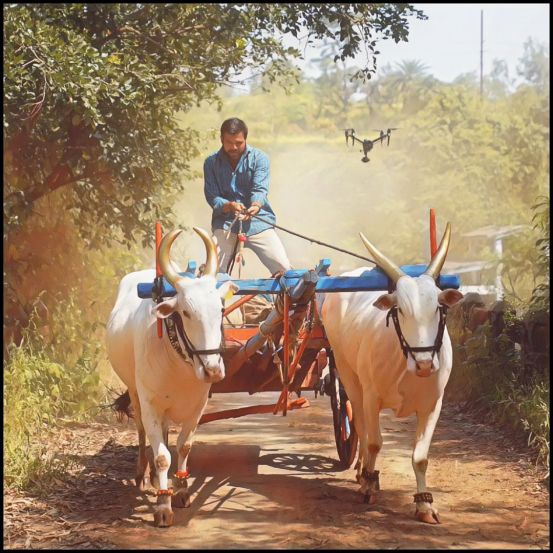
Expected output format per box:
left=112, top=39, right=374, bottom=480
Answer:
left=386, top=305, right=449, bottom=363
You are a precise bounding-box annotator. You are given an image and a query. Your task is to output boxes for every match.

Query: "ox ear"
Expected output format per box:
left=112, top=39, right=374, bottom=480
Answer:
left=219, top=280, right=240, bottom=302
left=438, top=288, right=464, bottom=308
left=373, top=293, right=397, bottom=311
left=153, top=296, right=178, bottom=319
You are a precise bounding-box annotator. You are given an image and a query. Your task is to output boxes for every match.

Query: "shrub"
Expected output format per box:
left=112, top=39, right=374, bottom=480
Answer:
left=4, top=295, right=104, bottom=491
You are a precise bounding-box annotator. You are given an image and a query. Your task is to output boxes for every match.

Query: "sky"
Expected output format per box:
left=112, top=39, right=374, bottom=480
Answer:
left=300, top=3, right=550, bottom=83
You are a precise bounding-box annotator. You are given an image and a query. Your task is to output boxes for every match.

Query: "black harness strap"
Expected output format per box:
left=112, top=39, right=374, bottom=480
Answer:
left=386, top=305, right=449, bottom=363
left=165, top=311, right=225, bottom=370
left=164, top=315, right=188, bottom=361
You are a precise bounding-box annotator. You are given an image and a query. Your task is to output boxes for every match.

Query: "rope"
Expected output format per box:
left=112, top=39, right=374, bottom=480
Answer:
left=249, top=213, right=377, bottom=266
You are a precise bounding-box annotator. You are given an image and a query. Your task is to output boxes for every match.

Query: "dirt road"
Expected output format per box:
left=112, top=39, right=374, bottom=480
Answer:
left=4, top=391, right=549, bottom=550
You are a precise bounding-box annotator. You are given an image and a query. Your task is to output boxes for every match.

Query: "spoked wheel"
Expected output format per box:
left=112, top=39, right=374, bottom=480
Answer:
left=327, top=350, right=358, bottom=469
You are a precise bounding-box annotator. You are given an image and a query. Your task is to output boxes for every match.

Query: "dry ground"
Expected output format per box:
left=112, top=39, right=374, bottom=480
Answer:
left=4, top=392, right=550, bottom=550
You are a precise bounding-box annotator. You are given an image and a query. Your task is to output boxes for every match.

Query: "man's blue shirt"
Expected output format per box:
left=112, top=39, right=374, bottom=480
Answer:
left=204, top=145, right=276, bottom=236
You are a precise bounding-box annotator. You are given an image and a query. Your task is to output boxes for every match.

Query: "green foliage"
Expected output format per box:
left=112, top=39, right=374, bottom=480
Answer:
left=517, top=38, right=550, bottom=91
left=494, top=375, right=550, bottom=469
left=529, top=195, right=550, bottom=312
left=4, top=345, right=74, bottom=491
left=448, top=320, right=549, bottom=471
left=446, top=193, right=549, bottom=469
left=4, top=291, right=110, bottom=491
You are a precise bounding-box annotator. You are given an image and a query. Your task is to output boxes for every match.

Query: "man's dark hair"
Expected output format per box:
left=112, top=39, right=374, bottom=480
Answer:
left=220, top=118, right=248, bottom=138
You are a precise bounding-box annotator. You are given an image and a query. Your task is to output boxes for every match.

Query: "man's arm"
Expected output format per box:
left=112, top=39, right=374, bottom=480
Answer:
left=243, top=152, right=269, bottom=219
left=249, top=152, right=270, bottom=207
left=203, top=159, right=228, bottom=216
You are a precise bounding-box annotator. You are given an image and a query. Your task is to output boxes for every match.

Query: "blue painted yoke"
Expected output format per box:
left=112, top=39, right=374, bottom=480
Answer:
left=137, top=260, right=461, bottom=299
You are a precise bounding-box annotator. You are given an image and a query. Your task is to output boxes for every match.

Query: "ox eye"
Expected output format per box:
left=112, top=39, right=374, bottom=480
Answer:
left=398, top=307, right=403, bottom=315
left=182, top=310, right=191, bottom=319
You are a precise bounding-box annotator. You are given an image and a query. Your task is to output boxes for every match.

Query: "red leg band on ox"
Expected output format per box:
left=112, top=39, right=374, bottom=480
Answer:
left=157, top=488, right=174, bottom=496
left=175, top=470, right=190, bottom=479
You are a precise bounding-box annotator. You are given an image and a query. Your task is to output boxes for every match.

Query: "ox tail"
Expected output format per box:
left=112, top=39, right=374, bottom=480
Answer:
left=110, top=389, right=134, bottom=421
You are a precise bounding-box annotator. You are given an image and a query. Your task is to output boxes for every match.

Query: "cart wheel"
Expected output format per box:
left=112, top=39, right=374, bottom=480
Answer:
left=328, top=352, right=358, bottom=469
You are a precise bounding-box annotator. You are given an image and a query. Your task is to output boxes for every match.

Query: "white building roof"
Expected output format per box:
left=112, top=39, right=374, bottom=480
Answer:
left=443, top=260, right=495, bottom=273
left=462, top=225, right=528, bottom=239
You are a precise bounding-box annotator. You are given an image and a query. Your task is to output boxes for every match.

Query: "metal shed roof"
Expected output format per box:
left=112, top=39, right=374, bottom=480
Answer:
left=462, top=225, right=528, bottom=239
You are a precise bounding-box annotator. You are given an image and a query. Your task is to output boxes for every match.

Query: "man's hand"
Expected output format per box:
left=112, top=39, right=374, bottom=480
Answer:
left=242, top=203, right=261, bottom=221
left=222, top=201, right=245, bottom=216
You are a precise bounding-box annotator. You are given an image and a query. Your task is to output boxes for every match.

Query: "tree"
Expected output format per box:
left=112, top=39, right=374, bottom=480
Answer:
left=517, top=38, right=550, bottom=91
left=310, top=39, right=362, bottom=128
left=485, top=58, right=514, bottom=99
left=529, top=195, right=550, bottom=312
left=361, top=59, right=436, bottom=119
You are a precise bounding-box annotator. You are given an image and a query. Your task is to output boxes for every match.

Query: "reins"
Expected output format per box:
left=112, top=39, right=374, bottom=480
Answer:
left=223, top=212, right=377, bottom=269
left=248, top=213, right=377, bottom=266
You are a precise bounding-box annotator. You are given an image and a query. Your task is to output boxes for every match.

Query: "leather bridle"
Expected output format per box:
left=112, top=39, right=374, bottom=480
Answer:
left=386, top=304, right=449, bottom=364
left=165, top=308, right=226, bottom=371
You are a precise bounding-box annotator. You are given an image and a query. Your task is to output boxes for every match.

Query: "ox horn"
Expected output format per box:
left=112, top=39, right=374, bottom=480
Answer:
left=159, top=229, right=185, bottom=288
left=424, top=222, right=451, bottom=280
left=193, top=227, right=219, bottom=277
left=359, top=232, right=405, bottom=284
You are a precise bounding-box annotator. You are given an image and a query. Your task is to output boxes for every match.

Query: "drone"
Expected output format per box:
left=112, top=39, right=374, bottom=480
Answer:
left=344, top=127, right=399, bottom=162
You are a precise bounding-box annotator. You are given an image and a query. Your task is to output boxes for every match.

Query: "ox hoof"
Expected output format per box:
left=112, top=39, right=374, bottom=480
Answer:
left=415, top=510, right=441, bottom=524
left=172, top=489, right=191, bottom=509
left=154, top=495, right=174, bottom=527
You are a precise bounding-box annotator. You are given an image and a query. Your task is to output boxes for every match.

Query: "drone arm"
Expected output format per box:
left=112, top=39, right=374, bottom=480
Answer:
left=370, top=134, right=386, bottom=144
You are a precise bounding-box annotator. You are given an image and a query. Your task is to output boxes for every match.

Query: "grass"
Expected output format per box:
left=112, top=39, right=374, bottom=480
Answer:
left=3, top=300, right=106, bottom=492
left=447, top=320, right=550, bottom=477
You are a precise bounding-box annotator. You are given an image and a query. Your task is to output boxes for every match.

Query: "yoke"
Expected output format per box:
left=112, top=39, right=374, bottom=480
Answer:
left=137, top=259, right=460, bottom=299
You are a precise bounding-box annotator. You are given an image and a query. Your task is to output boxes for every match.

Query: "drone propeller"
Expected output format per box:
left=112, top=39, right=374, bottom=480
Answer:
left=344, top=128, right=356, bottom=146
left=386, top=127, right=399, bottom=146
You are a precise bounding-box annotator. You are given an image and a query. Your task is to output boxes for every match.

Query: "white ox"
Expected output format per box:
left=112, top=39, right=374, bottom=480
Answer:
left=106, top=228, right=238, bottom=527
left=320, top=224, right=463, bottom=524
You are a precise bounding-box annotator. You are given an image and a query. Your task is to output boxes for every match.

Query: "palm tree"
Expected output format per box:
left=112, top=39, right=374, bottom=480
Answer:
left=364, top=59, right=436, bottom=116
